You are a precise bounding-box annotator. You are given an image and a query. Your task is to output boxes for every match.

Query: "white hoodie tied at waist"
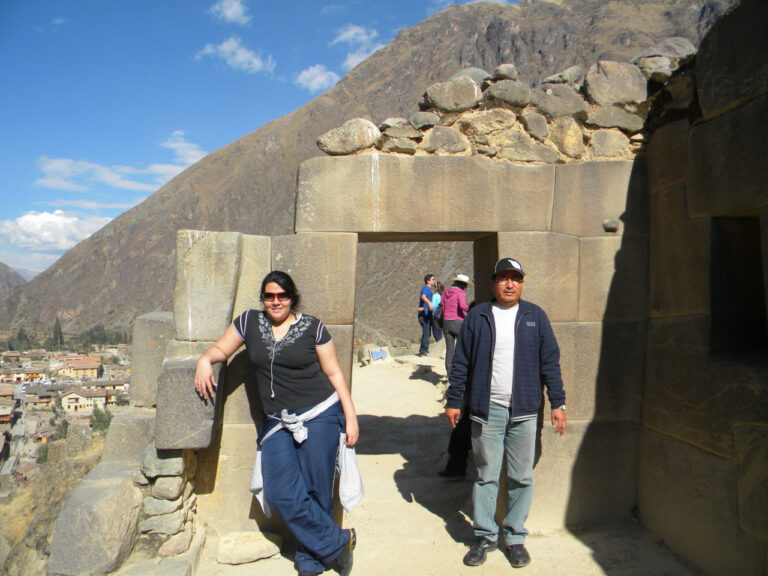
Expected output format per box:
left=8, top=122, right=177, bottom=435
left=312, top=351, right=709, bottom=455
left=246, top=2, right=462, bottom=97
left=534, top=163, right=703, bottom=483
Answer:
left=249, top=392, right=363, bottom=517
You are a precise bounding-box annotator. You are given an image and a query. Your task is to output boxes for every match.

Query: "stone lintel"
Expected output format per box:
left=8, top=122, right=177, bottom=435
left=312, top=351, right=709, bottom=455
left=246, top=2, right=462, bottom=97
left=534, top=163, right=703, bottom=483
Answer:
left=296, top=155, right=555, bottom=234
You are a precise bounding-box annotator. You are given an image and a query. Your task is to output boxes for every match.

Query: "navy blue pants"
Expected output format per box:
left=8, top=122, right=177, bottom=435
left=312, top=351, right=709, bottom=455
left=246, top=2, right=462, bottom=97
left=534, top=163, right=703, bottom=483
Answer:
left=418, top=314, right=431, bottom=354
left=261, top=403, right=350, bottom=573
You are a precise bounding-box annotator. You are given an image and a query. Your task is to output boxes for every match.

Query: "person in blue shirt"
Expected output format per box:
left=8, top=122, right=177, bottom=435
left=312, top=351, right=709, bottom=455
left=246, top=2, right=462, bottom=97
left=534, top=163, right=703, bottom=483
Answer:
left=417, top=273, right=435, bottom=356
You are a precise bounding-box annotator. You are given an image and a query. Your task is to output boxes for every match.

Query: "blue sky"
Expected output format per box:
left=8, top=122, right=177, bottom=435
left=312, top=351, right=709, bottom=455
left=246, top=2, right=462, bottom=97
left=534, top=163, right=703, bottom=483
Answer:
left=0, top=0, right=512, bottom=278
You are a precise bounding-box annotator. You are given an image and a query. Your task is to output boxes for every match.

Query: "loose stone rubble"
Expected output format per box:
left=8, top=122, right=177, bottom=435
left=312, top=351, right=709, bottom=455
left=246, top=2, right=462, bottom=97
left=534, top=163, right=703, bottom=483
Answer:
left=316, top=39, right=698, bottom=164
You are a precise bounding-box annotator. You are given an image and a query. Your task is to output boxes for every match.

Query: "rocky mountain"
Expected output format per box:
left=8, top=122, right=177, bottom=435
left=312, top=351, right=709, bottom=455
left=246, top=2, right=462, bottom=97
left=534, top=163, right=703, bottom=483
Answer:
left=0, top=0, right=736, bottom=345
left=0, top=262, right=26, bottom=298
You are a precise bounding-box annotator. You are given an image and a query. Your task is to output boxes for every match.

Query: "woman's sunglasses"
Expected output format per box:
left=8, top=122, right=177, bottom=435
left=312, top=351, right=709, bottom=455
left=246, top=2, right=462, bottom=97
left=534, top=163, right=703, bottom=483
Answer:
left=262, top=291, right=290, bottom=302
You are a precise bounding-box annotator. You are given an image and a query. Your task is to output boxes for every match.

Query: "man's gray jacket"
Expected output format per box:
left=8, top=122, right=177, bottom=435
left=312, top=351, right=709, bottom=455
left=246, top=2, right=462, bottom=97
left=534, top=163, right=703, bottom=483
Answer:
left=445, top=299, right=565, bottom=424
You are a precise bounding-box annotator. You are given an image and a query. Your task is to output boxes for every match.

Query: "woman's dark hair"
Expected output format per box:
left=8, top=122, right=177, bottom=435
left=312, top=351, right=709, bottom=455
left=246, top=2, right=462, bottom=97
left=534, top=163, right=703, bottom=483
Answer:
left=260, top=270, right=301, bottom=311
left=453, top=280, right=467, bottom=289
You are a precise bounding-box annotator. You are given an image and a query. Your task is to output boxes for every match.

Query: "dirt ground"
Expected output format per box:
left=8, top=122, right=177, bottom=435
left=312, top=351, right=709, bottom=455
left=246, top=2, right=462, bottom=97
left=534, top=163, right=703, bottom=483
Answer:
left=198, top=349, right=701, bottom=576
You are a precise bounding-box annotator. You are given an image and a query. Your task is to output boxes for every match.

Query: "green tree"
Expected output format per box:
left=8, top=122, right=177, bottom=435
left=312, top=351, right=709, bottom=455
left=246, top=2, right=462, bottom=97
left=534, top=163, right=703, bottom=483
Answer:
left=53, top=317, right=64, bottom=350
left=90, top=404, right=113, bottom=433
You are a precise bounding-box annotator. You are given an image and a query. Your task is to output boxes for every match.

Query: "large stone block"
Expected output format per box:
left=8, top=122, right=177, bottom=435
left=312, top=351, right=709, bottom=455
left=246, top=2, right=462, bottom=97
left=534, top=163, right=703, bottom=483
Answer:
left=734, top=424, right=768, bottom=540
left=296, top=155, right=555, bottom=234
left=232, top=234, right=271, bottom=320
left=649, top=185, right=710, bottom=318
left=695, top=0, right=768, bottom=121
left=101, top=407, right=156, bottom=465
left=578, top=236, right=647, bottom=322
left=48, top=463, right=143, bottom=576
left=271, top=233, right=357, bottom=325
left=221, top=350, right=261, bottom=427
left=156, top=359, right=224, bottom=450
left=496, top=231, right=579, bottom=322
left=552, top=161, right=647, bottom=238
left=174, top=230, right=241, bottom=342
left=687, top=94, right=768, bottom=217
left=644, top=317, right=768, bottom=457
left=131, top=311, right=175, bottom=407
left=164, top=339, right=217, bottom=361
left=195, top=423, right=292, bottom=540
left=647, top=119, right=688, bottom=195
left=638, top=428, right=765, bottom=576
left=552, top=321, right=644, bottom=422
left=529, top=420, right=638, bottom=530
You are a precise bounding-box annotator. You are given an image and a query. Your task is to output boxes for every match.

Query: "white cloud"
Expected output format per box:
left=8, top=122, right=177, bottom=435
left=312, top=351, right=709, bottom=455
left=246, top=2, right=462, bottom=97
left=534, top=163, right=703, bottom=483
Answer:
left=197, top=36, right=275, bottom=74
left=209, top=0, right=251, bottom=25
left=36, top=132, right=207, bottom=193
left=428, top=0, right=511, bottom=14
left=0, top=210, right=111, bottom=253
left=330, top=24, right=385, bottom=71
left=295, top=65, right=340, bottom=93
left=36, top=158, right=155, bottom=192
left=342, top=43, right=386, bottom=71
left=48, top=199, right=141, bottom=212
left=161, top=130, right=207, bottom=165
left=331, top=24, right=379, bottom=47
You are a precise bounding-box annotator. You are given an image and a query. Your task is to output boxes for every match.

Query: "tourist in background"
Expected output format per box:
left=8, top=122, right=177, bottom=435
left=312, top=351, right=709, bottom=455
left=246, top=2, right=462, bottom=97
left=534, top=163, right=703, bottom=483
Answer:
left=438, top=273, right=473, bottom=478
left=417, top=273, right=436, bottom=356
left=194, top=270, right=359, bottom=576
left=430, top=281, right=445, bottom=342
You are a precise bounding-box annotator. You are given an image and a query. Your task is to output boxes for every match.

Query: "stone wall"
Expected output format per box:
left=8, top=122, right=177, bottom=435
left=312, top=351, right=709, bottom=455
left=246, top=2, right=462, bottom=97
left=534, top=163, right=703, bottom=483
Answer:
left=640, top=0, right=768, bottom=574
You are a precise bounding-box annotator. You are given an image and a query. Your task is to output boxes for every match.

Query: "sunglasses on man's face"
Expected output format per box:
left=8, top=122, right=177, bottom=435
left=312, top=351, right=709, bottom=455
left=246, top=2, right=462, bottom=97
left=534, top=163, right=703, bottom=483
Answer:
left=262, top=292, right=290, bottom=302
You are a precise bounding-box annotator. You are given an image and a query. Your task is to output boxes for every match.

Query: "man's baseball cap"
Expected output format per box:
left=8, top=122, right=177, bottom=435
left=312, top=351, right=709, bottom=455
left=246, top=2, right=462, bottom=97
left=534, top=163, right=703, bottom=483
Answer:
left=492, top=257, right=525, bottom=279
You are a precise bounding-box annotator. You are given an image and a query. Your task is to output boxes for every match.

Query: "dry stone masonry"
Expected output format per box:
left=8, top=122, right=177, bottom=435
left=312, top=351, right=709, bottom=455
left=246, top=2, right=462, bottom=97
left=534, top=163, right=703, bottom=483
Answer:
left=315, top=38, right=696, bottom=165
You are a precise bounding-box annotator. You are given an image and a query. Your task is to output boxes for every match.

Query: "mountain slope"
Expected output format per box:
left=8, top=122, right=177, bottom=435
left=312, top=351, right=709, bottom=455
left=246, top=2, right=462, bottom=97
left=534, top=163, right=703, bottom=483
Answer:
left=0, top=0, right=736, bottom=340
left=0, top=262, right=26, bottom=298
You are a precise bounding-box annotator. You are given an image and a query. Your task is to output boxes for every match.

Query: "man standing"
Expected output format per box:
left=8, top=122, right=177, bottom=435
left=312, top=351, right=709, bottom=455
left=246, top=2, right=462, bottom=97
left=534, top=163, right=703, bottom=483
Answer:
left=417, top=273, right=435, bottom=356
left=445, top=258, right=566, bottom=569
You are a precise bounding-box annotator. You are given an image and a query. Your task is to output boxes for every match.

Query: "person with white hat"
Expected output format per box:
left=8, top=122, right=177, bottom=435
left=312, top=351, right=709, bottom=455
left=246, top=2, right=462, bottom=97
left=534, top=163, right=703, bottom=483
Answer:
left=438, top=272, right=474, bottom=478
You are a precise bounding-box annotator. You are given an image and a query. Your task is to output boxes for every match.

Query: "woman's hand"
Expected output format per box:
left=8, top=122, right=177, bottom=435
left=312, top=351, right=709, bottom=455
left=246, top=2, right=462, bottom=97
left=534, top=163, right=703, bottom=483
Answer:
left=344, top=415, right=359, bottom=447
left=193, top=325, right=244, bottom=400
left=194, top=357, right=217, bottom=399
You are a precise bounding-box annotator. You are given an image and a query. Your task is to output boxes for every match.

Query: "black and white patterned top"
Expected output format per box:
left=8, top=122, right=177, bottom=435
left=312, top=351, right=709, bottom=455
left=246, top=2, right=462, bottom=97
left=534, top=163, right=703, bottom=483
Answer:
left=233, top=310, right=334, bottom=414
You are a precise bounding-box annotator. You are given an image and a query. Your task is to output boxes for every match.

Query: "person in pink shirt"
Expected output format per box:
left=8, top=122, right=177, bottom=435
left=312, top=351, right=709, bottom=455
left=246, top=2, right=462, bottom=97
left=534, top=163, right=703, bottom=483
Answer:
left=438, top=273, right=473, bottom=478
left=441, top=274, right=472, bottom=374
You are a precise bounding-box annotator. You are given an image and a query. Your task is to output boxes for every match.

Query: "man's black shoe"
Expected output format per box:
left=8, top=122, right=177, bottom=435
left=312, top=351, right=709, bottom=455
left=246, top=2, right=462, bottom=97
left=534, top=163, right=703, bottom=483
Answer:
left=332, top=528, right=356, bottom=576
left=438, top=467, right=466, bottom=478
left=505, top=544, right=531, bottom=568
left=463, top=538, right=497, bottom=566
